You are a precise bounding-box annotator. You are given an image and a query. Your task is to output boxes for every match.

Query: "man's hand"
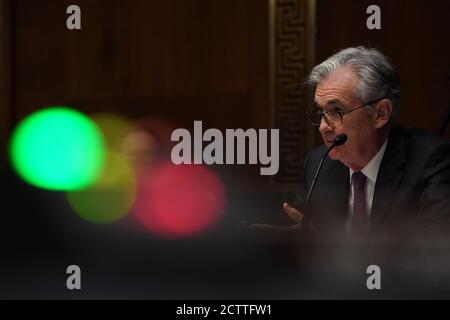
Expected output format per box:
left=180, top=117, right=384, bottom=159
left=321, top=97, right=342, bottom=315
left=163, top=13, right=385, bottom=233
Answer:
left=282, top=202, right=303, bottom=225
left=240, top=202, right=304, bottom=232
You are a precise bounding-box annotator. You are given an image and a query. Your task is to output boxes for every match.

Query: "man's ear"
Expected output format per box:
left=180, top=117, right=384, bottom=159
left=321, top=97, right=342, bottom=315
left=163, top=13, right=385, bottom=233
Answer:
left=374, top=99, right=393, bottom=128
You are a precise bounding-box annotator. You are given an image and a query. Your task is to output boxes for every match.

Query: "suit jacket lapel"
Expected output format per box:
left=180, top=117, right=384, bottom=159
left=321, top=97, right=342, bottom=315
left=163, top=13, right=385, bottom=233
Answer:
left=311, top=157, right=349, bottom=229
left=371, top=126, right=407, bottom=227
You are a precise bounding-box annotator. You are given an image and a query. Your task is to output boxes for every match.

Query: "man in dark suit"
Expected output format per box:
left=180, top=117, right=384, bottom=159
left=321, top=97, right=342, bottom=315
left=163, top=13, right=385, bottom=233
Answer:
left=298, top=125, right=450, bottom=244
left=253, top=47, right=450, bottom=245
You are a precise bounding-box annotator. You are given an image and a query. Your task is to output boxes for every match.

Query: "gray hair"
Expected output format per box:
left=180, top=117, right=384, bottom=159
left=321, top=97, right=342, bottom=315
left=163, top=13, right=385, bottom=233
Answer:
left=307, top=46, right=400, bottom=121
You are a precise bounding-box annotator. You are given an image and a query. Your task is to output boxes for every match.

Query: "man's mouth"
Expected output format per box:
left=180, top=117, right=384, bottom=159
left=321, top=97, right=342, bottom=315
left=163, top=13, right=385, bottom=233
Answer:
left=322, top=135, right=340, bottom=145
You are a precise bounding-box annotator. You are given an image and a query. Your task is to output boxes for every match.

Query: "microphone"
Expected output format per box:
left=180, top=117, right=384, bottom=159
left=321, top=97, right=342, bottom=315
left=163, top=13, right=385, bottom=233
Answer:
left=303, top=134, right=347, bottom=224
left=333, top=134, right=347, bottom=147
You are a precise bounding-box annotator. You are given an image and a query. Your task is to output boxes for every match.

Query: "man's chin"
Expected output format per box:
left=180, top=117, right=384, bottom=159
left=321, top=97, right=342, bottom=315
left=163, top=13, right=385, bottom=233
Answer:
left=328, top=148, right=340, bottom=160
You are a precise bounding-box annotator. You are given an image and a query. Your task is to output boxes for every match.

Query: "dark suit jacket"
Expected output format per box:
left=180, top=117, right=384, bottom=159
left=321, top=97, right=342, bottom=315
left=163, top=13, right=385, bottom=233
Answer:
left=293, top=126, right=450, bottom=244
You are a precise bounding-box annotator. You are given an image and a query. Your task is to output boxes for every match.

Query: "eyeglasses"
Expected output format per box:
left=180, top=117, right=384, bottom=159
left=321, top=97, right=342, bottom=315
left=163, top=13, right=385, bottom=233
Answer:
left=306, top=97, right=385, bottom=127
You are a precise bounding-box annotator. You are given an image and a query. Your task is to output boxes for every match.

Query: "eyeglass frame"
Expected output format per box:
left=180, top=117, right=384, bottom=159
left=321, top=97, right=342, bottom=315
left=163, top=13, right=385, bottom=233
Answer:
left=306, top=97, right=386, bottom=127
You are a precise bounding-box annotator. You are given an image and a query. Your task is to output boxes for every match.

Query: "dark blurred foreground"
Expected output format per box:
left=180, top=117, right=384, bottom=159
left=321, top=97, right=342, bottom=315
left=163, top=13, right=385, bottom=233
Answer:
left=2, top=166, right=450, bottom=299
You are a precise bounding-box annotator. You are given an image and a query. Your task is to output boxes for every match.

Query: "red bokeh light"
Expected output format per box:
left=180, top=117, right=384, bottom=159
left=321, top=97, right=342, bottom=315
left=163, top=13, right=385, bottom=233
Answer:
left=132, top=163, right=226, bottom=239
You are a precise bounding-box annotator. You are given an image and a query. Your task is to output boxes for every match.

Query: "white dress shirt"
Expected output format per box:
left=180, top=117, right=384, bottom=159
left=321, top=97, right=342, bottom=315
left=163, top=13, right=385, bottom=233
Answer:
left=346, top=140, right=388, bottom=230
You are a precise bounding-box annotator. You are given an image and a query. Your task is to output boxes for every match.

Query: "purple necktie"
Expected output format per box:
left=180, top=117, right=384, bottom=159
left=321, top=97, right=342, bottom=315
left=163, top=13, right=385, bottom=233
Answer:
left=351, top=172, right=367, bottom=232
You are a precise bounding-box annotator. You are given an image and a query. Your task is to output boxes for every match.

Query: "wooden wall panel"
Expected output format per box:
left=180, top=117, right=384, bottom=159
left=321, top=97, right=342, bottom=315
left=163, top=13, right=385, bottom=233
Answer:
left=0, top=0, right=11, bottom=163
left=11, top=0, right=268, bottom=130
left=269, top=0, right=316, bottom=189
left=13, top=0, right=68, bottom=120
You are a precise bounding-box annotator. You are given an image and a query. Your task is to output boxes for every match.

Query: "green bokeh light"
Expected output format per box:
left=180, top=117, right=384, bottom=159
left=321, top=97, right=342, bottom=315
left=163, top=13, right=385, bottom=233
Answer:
left=67, top=151, right=136, bottom=224
left=9, top=107, right=105, bottom=191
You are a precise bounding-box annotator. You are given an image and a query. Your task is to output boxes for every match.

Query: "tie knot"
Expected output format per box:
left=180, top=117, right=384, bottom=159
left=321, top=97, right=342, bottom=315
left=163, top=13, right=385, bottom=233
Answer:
left=352, top=172, right=366, bottom=190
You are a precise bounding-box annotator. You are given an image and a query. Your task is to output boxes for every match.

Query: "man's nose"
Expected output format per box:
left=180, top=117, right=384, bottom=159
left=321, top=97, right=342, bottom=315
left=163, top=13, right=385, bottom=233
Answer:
left=319, top=117, right=333, bottom=133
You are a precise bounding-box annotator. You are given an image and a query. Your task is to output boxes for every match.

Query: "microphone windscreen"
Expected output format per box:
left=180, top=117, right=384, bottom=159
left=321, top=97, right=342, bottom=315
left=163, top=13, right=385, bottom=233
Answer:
left=334, top=134, right=347, bottom=146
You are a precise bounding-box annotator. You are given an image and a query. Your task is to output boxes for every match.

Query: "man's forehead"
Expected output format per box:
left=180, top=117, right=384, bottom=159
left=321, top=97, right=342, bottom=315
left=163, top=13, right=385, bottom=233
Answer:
left=314, top=80, right=358, bottom=106
left=313, top=90, right=351, bottom=108
left=314, top=98, right=343, bottom=105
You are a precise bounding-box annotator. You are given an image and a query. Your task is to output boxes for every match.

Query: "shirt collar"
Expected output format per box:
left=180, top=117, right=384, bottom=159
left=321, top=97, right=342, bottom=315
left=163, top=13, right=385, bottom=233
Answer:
left=349, top=139, right=388, bottom=184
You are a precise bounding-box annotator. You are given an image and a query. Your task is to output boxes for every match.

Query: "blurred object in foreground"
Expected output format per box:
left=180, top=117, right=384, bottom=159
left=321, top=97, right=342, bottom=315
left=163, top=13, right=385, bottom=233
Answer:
left=133, top=163, right=226, bottom=239
left=9, top=107, right=105, bottom=191
left=121, top=117, right=175, bottom=175
left=92, top=113, right=136, bottom=152
left=66, top=151, right=136, bottom=224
